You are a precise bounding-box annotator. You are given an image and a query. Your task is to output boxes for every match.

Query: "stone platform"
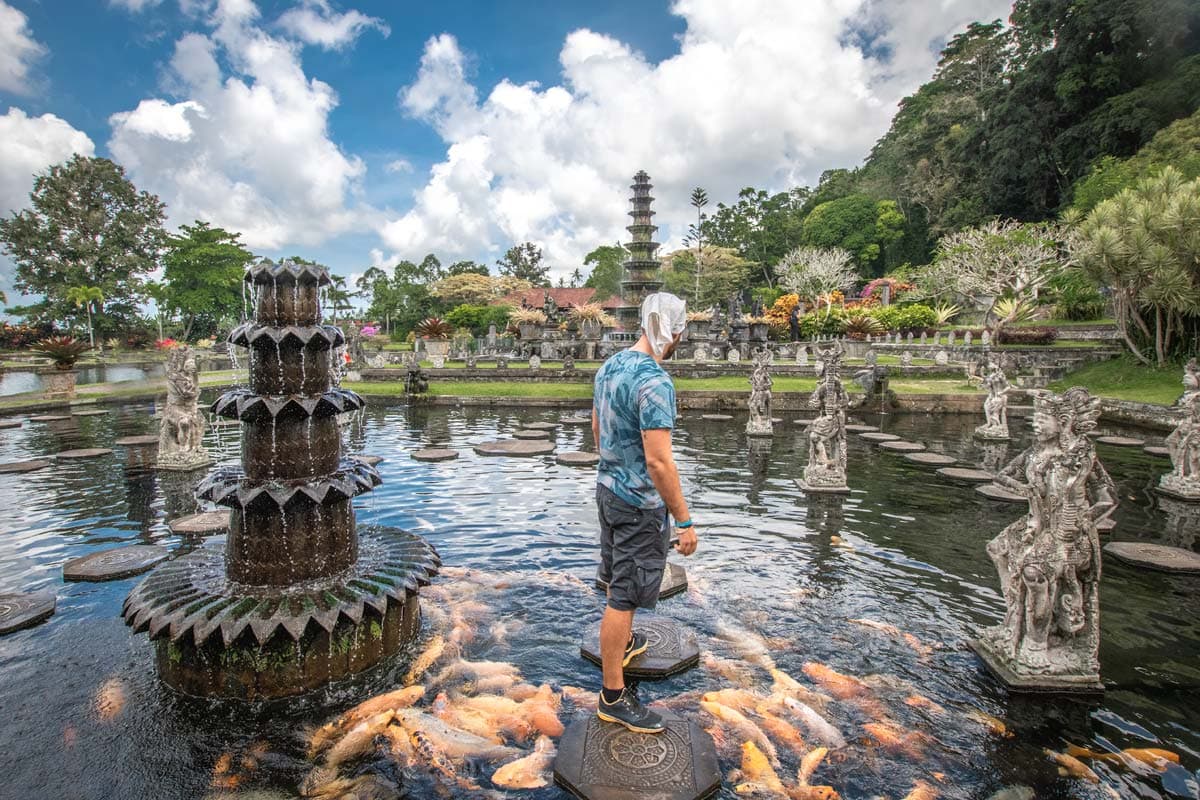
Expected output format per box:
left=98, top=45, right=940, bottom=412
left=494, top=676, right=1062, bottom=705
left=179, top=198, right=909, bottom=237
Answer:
left=937, top=467, right=993, bottom=483
left=56, top=448, right=113, bottom=459
left=411, top=448, right=459, bottom=462
left=581, top=614, right=699, bottom=680
left=64, top=545, right=169, bottom=581
left=561, top=416, right=592, bottom=426
left=796, top=478, right=850, bottom=495
left=0, top=460, right=51, bottom=474
left=595, top=563, right=687, bottom=601
left=1095, top=435, right=1144, bottom=447
left=1104, top=541, right=1200, bottom=574
left=170, top=511, right=230, bottom=535
left=114, top=435, right=159, bottom=447
left=0, top=591, right=56, bottom=635
left=515, top=429, right=552, bottom=440
left=559, top=451, right=601, bottom=467
left=523, top=421, right=559, bottom=431
left=553, top=711, right=720, bottom=800
left=976, top=483, right=1025, bottom=503
left=879, top=440, right=924, bottom=452
left=859, top=432, right=900, bottom=442
left=904, top=452, right=956, bottom=466
left=474, top=440, right=555, bottom=457
left=968, top=637, right=1103, bottom=694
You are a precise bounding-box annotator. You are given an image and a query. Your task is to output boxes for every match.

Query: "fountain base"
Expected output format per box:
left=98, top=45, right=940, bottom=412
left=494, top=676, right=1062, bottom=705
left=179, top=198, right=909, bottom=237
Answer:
left=124, top=527, right=439, bottom=700
left=969, top=633, right=1103, bottom=694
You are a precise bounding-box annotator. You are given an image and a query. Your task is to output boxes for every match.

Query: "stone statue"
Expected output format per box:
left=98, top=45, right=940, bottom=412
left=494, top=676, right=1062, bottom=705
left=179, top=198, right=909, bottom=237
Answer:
left=465, top=354, right=477, bottom=369
left=801, top=343, right=850, bottom=493
left=1159, top=386, right=1200, bottom=501
left=864, top=349, right=877, bottom=367
left=562, top=353, right=575, bottom=370
left=486, top=323, right=498, bottom=349
left=974, top=387, right=1117, bottom=691
left=982, top=330, right=993, bottom=347
left=1180, top=357, right=1199, bottom=402
left=906, top=331, right=914, bottom=344
left=727, top=349, right=741, bottom=364
left=796, top=346, right=809, bottom=367
left=920, top=331, right=927, bottom=345
left=947, top=331, right=957, bottom=347
left=746, top=348, right=774, bottom=437
left=750, top=297, right=764, bottom=318
left=404, top=362, right=429, bottom=394
left=496, top=356, right=509, bottom=369
left=529, top=354, right=541, bottom=370
left=934, top=350, right=950, bottom=366
left=964, top=330, right=973, bottom=347
left=345, top=324, right=366, bottom=369
left=542, top=291, right=558, bottom=324
left=158, top=346, right=212, bottom=471
left=900, top=351, right=913, bottom=367
left=726, top=294, right=739, bottom=323
left=975, top=360, right=1013, bottom=440
left=694, top=344, right=708, bottom=363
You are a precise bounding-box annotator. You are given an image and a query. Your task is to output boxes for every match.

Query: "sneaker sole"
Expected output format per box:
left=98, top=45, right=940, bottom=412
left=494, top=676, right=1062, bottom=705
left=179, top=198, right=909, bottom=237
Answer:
left=622, top=641, right=649, bottom=667
left=596, top=710, right=666, bottom=734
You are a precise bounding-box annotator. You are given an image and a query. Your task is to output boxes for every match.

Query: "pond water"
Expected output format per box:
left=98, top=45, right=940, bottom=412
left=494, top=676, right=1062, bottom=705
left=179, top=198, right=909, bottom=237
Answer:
left=0, top=401, right=1196, bottom=800
left=0, top=364, right=166, bottom=396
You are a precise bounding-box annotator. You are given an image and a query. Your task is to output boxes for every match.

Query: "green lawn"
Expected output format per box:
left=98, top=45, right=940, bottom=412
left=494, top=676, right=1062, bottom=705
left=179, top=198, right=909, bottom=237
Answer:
left=1049, top=356, right=1185, bottom=406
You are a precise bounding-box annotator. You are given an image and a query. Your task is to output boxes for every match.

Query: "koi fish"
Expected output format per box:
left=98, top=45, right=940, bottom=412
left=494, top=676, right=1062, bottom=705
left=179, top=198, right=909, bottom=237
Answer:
left=404, top=634, right=447, bottom=685
left=701, top=650, right=759, bottom=687
left=902, top=780, right=939, bottom=800
left=903, top=694, right=946, bottom=715
left=862, top=720, right=928, bottom=758
left=778, top=696, right=846, bottom=749
left=325, top=710, right=394, bottom=767
left=394, top=709, right=522, bottom=762
left=757, top=712, right=808, bottom=758
left=802, top=663, right=869, bottom=700
left=797, top=746, right=828, bottom=785
left=95, top=678, right=126, bottom=722
left=700, top=700, right=779, bottom=765
left=703, top=688, right=767, bottom=714
left=491, top=735, right=556, bottom=789
left=1043, top=748, right=1100, bottom=783
left=738, top=741, right=787, bottom=796
left=1065, top=744, right=1181, bottom=772
left=966, top=708, right=1014, bottom=738
left=770, top=669, right=833, bottom=710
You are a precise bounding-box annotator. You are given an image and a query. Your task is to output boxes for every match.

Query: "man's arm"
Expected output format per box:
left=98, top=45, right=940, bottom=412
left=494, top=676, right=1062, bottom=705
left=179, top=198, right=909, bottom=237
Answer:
left=592, top=406, right=600, bottom=445
left=642, top=428, right=697, bottom=555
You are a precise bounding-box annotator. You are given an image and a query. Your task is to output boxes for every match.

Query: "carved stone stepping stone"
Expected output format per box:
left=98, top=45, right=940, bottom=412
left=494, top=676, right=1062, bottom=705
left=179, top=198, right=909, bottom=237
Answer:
left=63, top=545, right=169, bottom=581
left=878, top=440, right=925, bottom=453
left=794, top=419, right=814, bottom=426
left=0, top=460, right=52, bottom=474
left=596, top=563, right=687, bottom=601
left=976, top=483, right=1026, bottom=503
left=30, top=415, right=72, bottom=422
left=514, top=429, right=552, bottom=440
left=474, top=440, right=555, bottom=457
left=859, top=432, right=900, bottom=442
left=55, top=448, right=113, bottom=459
left=411, top=448, right=459, bottom=462
left=523, top=421, right=559, bottom=431
left=553, top=710, right=719, bottom=800
left=0, top=421, right=23, bottom=430
left=581, top=615, right=699, bottom=679
left=845, top=424, right=879, bottom=432
left=169, top=511, right=229, bottom=535
left=937, top=467, right=994, bottom=483
left=355, top=455, right=384, bottom=466
left=904, top=451, right=957, bottom=466
left=561, top=416, right=592, bottom=426
left=0, top=591, right=56, bottom=635
left=1143, top=445, right=1170, bottom=457
left=1097, top=518, right=1117, bottom=533
left=1095, top=436, right=1145, bottom=447
left=114, top=435, right=159, bottom=447
left=700, top=414, right=733, bottom=421
left=558, top=451, right=600, bottom=467
left=1104, top=541, right=1200, bottom=574
left=72, top=410, right=109, bottom=417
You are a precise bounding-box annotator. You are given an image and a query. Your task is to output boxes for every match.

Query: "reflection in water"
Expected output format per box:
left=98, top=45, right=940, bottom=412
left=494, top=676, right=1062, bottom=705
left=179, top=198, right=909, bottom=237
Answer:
left=0, top=402, right=1195, bottom=799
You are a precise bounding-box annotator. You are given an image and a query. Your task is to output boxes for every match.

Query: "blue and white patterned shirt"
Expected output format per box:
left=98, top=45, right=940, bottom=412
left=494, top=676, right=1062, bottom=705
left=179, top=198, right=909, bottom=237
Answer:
left=593, top=350, right=676, bottom=509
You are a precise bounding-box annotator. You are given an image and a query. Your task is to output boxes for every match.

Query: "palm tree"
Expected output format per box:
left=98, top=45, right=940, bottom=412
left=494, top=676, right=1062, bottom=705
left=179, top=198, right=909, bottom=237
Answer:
left=685, top=187, right=709, bottom=303
left=327, top=275, right=354, bottom=321
left=65, top=285, right=104, bottom=351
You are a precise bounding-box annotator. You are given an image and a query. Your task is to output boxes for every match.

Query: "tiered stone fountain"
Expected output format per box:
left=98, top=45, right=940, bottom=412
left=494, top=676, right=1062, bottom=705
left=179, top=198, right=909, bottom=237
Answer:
left=123, top=259, right=440, bottom=699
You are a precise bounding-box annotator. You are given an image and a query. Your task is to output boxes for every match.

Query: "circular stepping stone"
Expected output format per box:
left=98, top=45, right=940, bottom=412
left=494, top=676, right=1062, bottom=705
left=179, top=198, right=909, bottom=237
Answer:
left=937, top=467, right=994, bottom=483
left=1095, top=436, right=1145, bottom=447
left=114, top=435, right=159, bottom=447
left=0, top=591, right=56, bottom=635
left=557, top=451, right=600, bottom=467
left=355, top=455, right=384, bottom=466
left=1104, top=542, right=1200, bottom=574
left=560, top=416, right=592, bottom=426
left=859, top=432, right=900, bottom=442
left=904, top=451, right=957, bottom=466
left=63, top=545, right=169, bottom=581
left=522, top=421, right=558, bottom=431
left=795, top=478, right=850, bottom=495
left=0, top=460, right=52, bottom=474
left=771, top=417, right=783, bottom=424
left=701, top=414, right=733, bottom=421
left=169, top=511, right=229, bottom=534
left=1097, top=518, right=1117, bottom=533
left=976, top=483, right=1026, bottom=503
left=1143, top=445, right=1170, bottom=457
left=30, top=415, right=71, bottom=423
left=55, top=448, right=113, bottom=459
left=474, top=440, right=555, bottom=457
left=794, top=419, right=814, bottom=426
left=0, top=421, right=23, bottom=430
left=411, top=448, right=459, bottom=462
left=72, top=409, right=108, bottom=417
left=514, top=429, right=551, bottom=440
left=879, top=440, right=925, bottom=452
left=596, top=563, right=687, bottom=601
left=845, top=424, right=879, bottom=432
left=553, top=710, right=719, bottom=800
left=581, top=614, right=699, bottom=679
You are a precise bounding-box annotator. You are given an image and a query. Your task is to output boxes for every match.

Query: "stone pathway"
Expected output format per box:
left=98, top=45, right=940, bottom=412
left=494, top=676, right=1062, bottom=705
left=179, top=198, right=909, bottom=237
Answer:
left=522, top=421, right=559, bottom=431
left=701, top=414, right=733, bottom=421
left=0, top=421, right=22, bottom=430
left=904, top=452, right=956, bottom=466
left=560, top=416, right=592, bottom=426
left=595, top=563, right=687, bottom=601
left=514, top=429, right=552, bottom=440
left=580, top=614, right=699, bottom=679
left=936, top=467, right=994, bottom=483
left=30, top=415, right=71, bottom=423
left=63, top=545, right=169, bottom=581
left=114, top=435, right=159, bottom=447
left=1095, top=435, right=1145, bottom=447
left=845, top=424, right=879, bottom=432
left=1104, top=541, right=1200, bottom=574
left=557, top=452, right=600, bottom=467
left=169, top=511, right=230, bottom=535
left=859, top=432, right=900, bottom=442
left=0, top=460, right=51, bottom=474
left=1143, top=445, right=1169, bottom=457
left=0, top=591, right=56, bottom=635
left=474, top=440, right=556, bottom=457
left=411, top=448, right=460, bottom=462
left=976, top=483, right=1025, bottom=503
left=878, top=440, right=925, bottom=452
left=56, top=448, right=114, bottom=459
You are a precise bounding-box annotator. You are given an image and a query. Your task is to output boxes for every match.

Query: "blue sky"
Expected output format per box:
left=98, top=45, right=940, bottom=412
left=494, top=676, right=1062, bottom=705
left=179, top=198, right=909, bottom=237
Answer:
left=0, top=0, right=1013, bottom=302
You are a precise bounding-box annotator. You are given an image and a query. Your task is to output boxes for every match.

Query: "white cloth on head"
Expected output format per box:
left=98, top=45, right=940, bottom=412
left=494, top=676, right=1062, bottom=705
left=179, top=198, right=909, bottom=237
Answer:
left=640, top=292, right=687, bottom=358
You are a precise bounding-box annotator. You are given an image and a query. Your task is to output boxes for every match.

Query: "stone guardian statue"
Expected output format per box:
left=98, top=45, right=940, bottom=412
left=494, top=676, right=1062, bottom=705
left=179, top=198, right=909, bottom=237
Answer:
left=1159, top=381, right=1200, bottom=502
left=746, top=348, right=774, bottom=437
left=157, top=346, right=212, bottom=471
left=799, top=342, right=850, bottom=493
left=974, top=360, right=1013, bottom=440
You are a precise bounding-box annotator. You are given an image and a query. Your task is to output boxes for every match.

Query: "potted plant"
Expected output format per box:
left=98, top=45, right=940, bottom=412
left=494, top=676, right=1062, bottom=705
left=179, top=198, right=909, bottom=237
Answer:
left=31, top=335, right=89, bottom=399
left=510, top=308, right=548, bottom=340
left=599, top=312, right=619, bottom=336
left=686, top=310, right=713, bottom=340
left=415, top=317, right=453, bottom=361
left=568, top=303, right=606, bottom=339
left=745, top=315, right=771, bottom=341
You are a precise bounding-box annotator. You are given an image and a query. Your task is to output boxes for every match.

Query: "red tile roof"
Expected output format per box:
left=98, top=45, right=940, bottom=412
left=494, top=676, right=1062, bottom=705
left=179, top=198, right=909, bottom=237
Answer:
left=495, top=287, right=621, bottom=310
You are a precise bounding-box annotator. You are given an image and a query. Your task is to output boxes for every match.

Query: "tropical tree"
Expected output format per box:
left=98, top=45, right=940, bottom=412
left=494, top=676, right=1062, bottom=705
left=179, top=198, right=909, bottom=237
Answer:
left=160, top=221, right=255, bottom=340
left=801, top=194, right=906, bottom=276
left=496, top=242, right=551, bottom=286
left=65, top=285, right=103, bottom=350
left=1071, top=168, right=1200, bottom=365
left=582, top=244, right=627, bottom=300
left=683, top=187, right=709, bottom=301
left=774, top=246, right=857, bottom=318
left=661, top=246, right=754, bottom=310
left=429, top=274, right=532, bottom=306
left=327, top=275, right=355, bottom=321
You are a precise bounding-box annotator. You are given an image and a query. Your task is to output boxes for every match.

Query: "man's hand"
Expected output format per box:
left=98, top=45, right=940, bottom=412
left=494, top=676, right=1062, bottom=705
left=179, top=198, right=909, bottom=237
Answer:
left=674, top=526, right=698, bottom=556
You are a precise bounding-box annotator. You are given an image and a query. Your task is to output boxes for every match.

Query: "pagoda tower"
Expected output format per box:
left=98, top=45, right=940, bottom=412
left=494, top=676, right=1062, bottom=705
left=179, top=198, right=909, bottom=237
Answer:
left=615, top=170, right=664, bottom=334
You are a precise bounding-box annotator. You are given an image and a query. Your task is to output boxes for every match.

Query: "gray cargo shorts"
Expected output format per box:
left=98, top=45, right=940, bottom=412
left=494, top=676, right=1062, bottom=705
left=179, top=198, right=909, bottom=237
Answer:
left=596, top=484, right=669, bottom=612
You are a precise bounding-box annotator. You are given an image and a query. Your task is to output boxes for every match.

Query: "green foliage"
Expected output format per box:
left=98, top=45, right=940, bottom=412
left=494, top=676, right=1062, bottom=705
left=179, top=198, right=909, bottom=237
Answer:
left=582, top=245, right=626, bottom=300
left=447, top=260, right=489, bottom=276
left=159, top=221, right=255, bottom=340
left=700, top=187, right=808, bottom=285
left=801, top=195, right=905, bottom=276
left=30, top=335, right=89, bottom=368
left=357, top=256, right=446, bottom=336
left=496, top=242, right=550, bottom=286
left=797, top=307, right=848, bottom=337
left=414, top=317, right=453, bottom=340
left=662, top=246, right=754, bottom=308
left=870, top=304, right=937, bottom=332
left=444, top=304, right=512, bottom=336
left=1043, top=271, right=1108, bottom=321
left=0, top=155, right=166, bottom=336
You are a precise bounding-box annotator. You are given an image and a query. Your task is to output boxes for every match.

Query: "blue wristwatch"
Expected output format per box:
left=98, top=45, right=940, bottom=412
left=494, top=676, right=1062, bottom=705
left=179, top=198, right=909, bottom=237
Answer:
left=675, top=519, right=693, bottom=529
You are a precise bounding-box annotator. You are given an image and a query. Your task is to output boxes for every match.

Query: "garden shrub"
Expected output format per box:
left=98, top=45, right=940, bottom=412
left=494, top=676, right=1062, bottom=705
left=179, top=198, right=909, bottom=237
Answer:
left=998, top=327, right=1057, bottom=345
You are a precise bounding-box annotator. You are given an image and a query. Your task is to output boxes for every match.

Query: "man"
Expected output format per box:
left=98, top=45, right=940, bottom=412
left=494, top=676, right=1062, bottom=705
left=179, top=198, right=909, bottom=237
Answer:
left=590, top=292, right=698, bottom=733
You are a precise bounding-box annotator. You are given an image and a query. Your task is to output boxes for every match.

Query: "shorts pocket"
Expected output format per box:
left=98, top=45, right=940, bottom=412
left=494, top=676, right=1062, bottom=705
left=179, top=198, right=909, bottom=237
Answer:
left=634, top=561, right=665, bottom=609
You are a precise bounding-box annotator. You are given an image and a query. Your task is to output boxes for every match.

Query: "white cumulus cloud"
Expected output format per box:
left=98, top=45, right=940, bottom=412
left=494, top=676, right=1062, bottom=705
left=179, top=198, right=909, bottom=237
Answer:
left=276, top=0, right=389, bottom=50
left=383, top=0, right=1012, bottom=279
left=108, top=0, right=164, bottom=12
left=0, top=0, right=46, bottom=94
left=384, top=158, right=413, bottom=174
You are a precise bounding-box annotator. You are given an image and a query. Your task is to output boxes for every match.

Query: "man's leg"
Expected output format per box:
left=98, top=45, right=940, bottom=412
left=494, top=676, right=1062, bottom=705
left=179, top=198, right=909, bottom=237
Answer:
left=600, top=606, right=634, bottom=694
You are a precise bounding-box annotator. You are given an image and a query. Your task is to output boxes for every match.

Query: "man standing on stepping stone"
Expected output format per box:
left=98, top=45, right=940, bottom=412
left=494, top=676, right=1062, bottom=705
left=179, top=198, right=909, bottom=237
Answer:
left=591, top=292, right=697, bottom=734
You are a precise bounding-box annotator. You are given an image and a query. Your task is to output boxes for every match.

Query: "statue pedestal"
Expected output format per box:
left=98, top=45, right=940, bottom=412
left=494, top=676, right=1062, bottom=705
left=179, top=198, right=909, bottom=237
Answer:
left=796, top=477, right=850, bottom=495
left=1156, top=476, right=1200, bottom=503
left=969, top=633, right=1103, bottom=694
left=156, top=452, right=213, bottom=472
left=973, top=425, right=1011, bottom=441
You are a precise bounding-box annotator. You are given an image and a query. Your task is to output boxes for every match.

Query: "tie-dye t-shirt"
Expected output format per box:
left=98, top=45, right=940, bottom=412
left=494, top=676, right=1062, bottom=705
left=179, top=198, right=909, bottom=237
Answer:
left=593, top=350, right=676, bottom=509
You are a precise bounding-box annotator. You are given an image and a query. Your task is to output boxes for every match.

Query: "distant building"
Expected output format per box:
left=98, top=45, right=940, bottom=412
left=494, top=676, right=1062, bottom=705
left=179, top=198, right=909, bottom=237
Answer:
left=493, top=287, right=621, bottom=311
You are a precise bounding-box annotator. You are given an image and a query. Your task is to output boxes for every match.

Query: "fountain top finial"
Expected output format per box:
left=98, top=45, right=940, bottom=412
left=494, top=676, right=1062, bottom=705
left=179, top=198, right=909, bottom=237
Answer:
left=245, top=257, right=332, bottom=287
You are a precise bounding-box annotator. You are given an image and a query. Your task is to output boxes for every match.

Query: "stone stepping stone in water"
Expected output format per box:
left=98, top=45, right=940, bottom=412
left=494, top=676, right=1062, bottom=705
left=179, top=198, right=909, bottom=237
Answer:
left=1104, top=541, right=1200, bottom=574
left=557, top=451, right=600, bottom=467
left=474, top=440, right=555, bottom=457
left=845, top=424, right=879, bottom=432
left=795, top=478, right=850, bottom=495
left=1097, top=518, right=1117, bottom=533
left=1143, top=445, right=1170, bottom=457
left=0, top=460, right=52, bottom=474
left=904, top=451, right=957, bottom=466
left=859, top=432, right=900, bottom=442
left=30, top=415, right=72, bottom=423
left=595, top=563, right=687, bottom=601
left=411, top=448, right=459, bottom=463
left=355, top=455, right=384, bottom=466
left=522, top=421, right=559, bottom=431
left=937, top=467, right=994, bottom=483
left=976, top=483, right=1025, bottom=503
left=560, top=416, right=592, bottom=426
left=514, top=429, right=551, bottom=440
left=553, top=710, right=719, bottom=800
left=0, top=591, right=56, bottom=635
left=878, top=440, right=925, bottom=453
left=63, top=545, right=169, bottom=582
left=169, top=511, right=230, bottom=535
left=701, top=413, right=733, bottom=421
left=72, top=410, right=109, bottom=417
left=581, top=614, right=699, bottom=679
left=55, top=448, right=114, bottom=459
left=794, top=419, right=815, bottom=426
left=1095, top=435, right=1145, bottom=447
left=114, top=435, right=159, bottom=447
left=0, top=421, right=23, bottom=430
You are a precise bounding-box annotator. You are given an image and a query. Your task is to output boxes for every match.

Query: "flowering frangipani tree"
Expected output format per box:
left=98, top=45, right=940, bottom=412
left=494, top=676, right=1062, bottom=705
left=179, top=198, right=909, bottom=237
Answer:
left=774, top=246, right=857, bottom=319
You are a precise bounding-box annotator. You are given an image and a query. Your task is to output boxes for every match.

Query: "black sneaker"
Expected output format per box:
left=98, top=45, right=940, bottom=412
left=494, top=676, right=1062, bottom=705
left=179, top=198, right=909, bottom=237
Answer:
left=623, top=631, right=649, bottom=667
left=596, top=688, right=666, bottom=734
